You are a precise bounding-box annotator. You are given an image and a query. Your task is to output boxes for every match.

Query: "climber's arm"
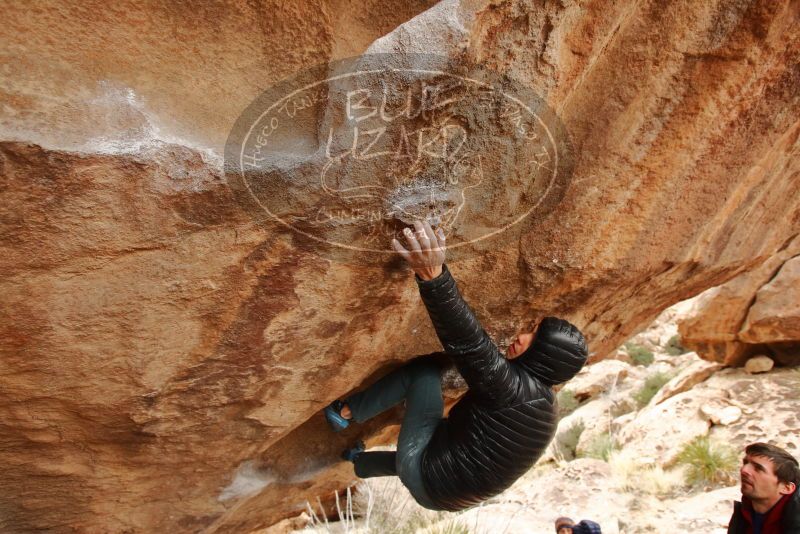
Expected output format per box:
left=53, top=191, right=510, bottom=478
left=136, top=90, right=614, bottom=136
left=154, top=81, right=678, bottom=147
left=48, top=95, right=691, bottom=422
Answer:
left=392, top=221, right=520, bottom=406
left=413, top=264, right=519, bottom=406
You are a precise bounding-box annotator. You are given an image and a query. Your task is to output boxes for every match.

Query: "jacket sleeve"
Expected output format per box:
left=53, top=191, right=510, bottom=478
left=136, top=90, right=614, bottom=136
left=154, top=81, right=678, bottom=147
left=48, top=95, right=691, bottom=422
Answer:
left=415, top=263, right=522, bottom=407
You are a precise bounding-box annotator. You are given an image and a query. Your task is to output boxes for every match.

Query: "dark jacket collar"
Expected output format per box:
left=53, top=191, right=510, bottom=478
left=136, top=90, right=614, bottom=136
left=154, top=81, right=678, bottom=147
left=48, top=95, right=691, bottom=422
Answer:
left=735, top=487, right=799, bottom=533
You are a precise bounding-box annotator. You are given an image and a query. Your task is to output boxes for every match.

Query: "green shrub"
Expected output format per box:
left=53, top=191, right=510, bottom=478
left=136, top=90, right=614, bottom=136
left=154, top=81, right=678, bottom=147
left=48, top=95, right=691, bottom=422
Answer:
left=632, top=371, right=672, bottom=408
left=557, top=388, right=580, bottom=418
left=675, top=435, right=738, bottom=488
left=665, top=334, right=688, bottom=356
left=609, top=398, right=636, bottom=418
left=555, top=420, right=585, bottom=461
left=625, top=342, right=654, bottom=366
left=580, top=431, right=620, bottom=462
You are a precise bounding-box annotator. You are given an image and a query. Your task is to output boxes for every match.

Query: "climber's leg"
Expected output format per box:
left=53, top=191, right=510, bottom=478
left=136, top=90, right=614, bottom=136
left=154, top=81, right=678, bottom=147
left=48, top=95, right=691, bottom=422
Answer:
left=344, top=358, right=443, bottom=508
left=394, top=359, right=443, bottom=510
left=344, top=358, right=442, bottom=424
left=353, top=451, right=397, bottom=478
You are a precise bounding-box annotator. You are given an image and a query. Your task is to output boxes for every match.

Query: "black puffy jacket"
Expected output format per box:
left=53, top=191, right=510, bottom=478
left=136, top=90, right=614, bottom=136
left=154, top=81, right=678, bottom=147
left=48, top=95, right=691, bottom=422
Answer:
left=415, top=263, right=589, bottom=511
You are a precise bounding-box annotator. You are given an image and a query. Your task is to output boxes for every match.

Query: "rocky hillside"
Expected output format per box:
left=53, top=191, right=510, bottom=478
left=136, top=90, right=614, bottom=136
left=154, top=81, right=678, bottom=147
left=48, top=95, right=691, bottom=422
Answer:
left=678, top=243, right=800, bottom=367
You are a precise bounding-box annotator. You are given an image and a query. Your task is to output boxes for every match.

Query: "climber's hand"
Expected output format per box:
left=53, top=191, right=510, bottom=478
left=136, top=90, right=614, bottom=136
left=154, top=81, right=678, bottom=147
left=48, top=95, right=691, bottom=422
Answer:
left=391, top=220, right=446, bottom=281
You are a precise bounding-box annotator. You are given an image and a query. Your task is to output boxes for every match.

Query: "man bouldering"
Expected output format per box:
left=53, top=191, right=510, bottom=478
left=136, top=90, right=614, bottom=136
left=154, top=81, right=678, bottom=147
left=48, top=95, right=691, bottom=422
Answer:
left=324, top=219, right=589, bottom=511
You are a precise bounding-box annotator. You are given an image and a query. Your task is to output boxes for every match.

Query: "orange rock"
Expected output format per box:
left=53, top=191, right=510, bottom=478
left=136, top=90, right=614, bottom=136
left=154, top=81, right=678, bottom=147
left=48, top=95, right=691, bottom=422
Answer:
left=2, top=0, right=800, bottom=531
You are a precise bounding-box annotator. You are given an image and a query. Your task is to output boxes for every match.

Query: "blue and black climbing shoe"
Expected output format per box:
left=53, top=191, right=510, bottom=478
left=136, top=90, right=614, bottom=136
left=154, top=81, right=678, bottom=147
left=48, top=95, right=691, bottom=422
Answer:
left=341, top=440, right=366, bottom=463
left=324, top=400, right=350, bottom=432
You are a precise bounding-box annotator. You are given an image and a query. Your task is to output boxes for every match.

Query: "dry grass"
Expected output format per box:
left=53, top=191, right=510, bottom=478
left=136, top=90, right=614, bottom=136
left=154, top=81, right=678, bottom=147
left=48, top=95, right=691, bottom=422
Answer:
left=302, top=477, right=482, bottom=534
left=580, top=431, right=620, bottom=462
left=609, top=449, right=685, bottom=496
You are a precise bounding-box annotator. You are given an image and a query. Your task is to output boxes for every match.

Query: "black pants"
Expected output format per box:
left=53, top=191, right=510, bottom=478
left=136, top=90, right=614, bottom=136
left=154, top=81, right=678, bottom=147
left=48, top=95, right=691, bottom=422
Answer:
left=344, top=358, right=444, bottom=510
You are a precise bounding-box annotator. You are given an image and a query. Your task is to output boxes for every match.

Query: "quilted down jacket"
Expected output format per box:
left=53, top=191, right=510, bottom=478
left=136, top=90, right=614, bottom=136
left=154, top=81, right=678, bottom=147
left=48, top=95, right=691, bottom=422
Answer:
left=415, top=263, right=589, bottom=511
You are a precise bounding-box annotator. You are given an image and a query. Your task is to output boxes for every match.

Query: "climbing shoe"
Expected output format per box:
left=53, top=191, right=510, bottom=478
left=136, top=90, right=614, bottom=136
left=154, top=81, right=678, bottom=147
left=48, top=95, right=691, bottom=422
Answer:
left=324, top=400, right=350, bottom=432
left=341, top=440, right=366, bottom=463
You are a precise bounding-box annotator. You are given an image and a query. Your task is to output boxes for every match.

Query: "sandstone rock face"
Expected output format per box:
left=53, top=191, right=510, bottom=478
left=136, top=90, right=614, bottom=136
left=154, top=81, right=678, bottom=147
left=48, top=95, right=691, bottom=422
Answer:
left=650, top=357, right=724, bottom=405
left=700, top=402, right=743, bottom=426
left=741, top=256, right=800, bottom=345
left=706, top=369, right=800, bottom=456
left=562, top=359, right=633, bottom=402
left=616, top=389, right=712, bottom=466
left=679, top=244, right=800, bottom=366
left=2, top=0, right=800, bottom=532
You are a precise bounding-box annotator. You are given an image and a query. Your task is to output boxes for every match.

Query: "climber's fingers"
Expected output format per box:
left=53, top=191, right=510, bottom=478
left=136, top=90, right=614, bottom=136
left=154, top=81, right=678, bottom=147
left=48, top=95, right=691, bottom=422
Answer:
left=391, top=237, right=412, bottom=262
left=422, top=220, right=444, bottom=252
left=392, top=220, right=446, bottom=269
left=413, top=220, right=431, bottom=249
left=401, top=225, right=422, bottom=254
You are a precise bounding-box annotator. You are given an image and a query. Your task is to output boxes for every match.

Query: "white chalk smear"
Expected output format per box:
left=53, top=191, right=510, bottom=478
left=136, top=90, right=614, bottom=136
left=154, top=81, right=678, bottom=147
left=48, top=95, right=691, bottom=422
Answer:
left=218, top=460, right=276, bottom=502
left=286, top=458, right=328, bottom=484
left=85, top=80, right=223, bottom=171
left=2, top=79, right=223, bottom=173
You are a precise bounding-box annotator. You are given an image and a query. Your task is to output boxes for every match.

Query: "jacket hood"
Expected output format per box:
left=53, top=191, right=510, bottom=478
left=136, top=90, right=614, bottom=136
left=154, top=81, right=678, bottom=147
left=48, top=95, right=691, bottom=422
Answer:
left=516, top=316, right=589, bottom=387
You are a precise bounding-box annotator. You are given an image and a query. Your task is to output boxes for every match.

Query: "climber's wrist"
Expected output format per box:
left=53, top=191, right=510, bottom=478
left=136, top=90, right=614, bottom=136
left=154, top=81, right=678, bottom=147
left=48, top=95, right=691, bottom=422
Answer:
left=414, top=265, right=443, bottom=281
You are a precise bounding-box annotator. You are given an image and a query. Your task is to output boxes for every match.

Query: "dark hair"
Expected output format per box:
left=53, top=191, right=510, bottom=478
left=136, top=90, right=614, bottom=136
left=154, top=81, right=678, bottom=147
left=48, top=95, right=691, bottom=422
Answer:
left=745, top=442, right=800, bottom=486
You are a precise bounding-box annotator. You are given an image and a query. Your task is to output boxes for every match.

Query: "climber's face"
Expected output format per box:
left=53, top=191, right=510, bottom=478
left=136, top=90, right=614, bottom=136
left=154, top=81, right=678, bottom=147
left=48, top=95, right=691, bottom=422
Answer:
left=506, top=331, right=535, bottom=359
left=507, top=318, right=543, bottom=359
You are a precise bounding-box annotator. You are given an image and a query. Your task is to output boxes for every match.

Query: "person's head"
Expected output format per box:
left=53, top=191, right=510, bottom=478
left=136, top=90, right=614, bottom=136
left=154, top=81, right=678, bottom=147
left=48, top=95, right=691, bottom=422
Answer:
left=740, top=442, right=799, bottom=504
left=513, top=316, right=589, bottom=386
left=571, top=519, right=602, bottom=534
left=554, top=516, right=574, bottom=534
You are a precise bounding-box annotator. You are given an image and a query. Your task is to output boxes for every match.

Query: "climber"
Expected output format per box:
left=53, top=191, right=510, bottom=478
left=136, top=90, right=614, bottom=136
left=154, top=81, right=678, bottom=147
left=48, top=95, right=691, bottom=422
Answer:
left=323, top=219, right=589, bottom=511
